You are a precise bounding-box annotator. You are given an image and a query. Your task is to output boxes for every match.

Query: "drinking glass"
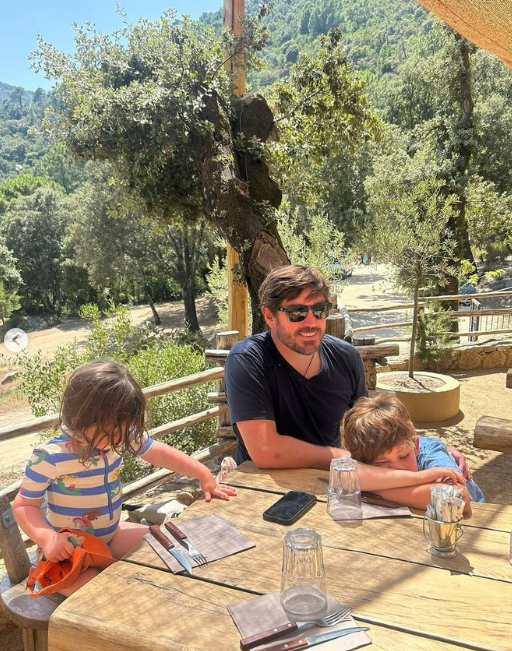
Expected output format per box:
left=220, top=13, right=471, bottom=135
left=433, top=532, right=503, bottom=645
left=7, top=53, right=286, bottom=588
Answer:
left=326, top=456, right=363, bottom=521
left=280, top=528, right=327, bottom=620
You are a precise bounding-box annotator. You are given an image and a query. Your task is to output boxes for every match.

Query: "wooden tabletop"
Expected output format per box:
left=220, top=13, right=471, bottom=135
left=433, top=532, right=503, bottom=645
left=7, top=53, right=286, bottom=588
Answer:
left=49, top=463, right=512, bottom=651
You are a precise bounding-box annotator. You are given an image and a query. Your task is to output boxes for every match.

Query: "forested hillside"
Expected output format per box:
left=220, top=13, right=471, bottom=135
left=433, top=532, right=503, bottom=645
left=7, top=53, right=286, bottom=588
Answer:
left=201, top=0, right=434, bottom=87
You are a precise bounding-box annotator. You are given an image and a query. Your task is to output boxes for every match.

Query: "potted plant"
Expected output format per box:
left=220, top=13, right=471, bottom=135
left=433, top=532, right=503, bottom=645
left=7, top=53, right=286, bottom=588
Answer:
left=367, top=178, right=461, bottom=422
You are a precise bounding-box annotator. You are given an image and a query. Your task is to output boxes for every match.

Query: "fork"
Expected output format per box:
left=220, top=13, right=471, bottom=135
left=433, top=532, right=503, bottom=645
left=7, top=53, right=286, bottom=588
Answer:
left=164, top=521, right=208, bottom=567
left=239, top=605, right=352, bottom=650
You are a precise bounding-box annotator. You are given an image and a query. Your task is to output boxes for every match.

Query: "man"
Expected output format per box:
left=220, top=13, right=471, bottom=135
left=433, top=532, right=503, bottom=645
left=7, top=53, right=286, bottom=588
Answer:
left=224, top=265, right=469, bottom=492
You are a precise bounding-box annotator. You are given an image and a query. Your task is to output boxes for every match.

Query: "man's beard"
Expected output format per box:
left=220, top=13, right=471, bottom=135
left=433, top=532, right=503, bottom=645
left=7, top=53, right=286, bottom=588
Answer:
left=275, top=322, right=324, bottom=356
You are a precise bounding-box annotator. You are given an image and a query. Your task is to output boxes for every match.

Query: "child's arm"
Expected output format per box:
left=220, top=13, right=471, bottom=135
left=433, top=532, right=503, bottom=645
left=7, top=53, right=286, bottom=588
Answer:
left=357, top=463, right=465, bottom=492
left=140, top=441, right=236, bottom=501
left=13, top=494, right=76, bottom=562
left=369, top=476, right=471, bottom=512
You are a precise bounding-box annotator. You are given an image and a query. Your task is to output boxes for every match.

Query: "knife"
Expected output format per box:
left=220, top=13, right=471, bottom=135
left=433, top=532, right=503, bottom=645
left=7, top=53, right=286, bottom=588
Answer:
left=261, top=626, right=370, bottom=651
left=148, top=525, right=193, bottom=574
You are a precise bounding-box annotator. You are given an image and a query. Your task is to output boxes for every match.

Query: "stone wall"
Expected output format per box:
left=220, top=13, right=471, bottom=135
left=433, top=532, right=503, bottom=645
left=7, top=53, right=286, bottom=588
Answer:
left=378, top=342, right=512, bottom=373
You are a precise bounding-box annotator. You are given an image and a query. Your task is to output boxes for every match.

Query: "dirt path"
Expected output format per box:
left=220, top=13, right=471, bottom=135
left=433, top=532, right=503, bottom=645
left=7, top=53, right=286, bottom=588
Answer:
left=1, top=269, right=512, bottom=503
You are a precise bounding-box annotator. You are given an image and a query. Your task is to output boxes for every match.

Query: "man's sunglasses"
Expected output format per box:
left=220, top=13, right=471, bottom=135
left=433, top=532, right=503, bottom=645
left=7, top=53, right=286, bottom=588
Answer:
left=276, top=302, right=331, bottom=322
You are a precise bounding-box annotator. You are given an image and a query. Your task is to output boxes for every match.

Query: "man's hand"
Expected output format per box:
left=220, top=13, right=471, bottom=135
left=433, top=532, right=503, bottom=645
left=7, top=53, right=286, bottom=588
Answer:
left=446, top=445, right=473, bottom=480
left=40, top=531, right=76, bottom=563
left=200, top=471, right=237, bottom=502
left=416, top=466, right=466, bottom=488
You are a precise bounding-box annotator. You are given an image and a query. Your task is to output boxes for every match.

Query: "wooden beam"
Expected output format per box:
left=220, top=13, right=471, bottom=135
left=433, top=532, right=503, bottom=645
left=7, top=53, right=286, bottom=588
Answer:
left=474, top=415, right=512, bottom=453
left=224, top=0, right=249, bottom=338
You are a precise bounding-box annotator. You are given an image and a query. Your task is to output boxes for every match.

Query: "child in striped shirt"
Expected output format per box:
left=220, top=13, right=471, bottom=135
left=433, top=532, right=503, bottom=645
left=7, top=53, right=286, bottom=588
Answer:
left=14, top=360, right=236, bottom=595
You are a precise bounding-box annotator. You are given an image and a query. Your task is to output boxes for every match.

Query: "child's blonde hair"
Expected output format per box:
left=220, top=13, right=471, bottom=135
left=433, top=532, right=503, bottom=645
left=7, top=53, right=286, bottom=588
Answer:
left=342, top=393, right=416, bottom=464
left=58, top=361, right=146, bottom=460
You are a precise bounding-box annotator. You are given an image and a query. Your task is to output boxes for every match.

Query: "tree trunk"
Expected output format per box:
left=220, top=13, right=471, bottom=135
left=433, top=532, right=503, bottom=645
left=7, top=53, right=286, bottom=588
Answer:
left=144, top=285, right=161, bottom=325
left=195, top=92, right=289, bottom=333
left=182, top=276, right=200, bottom=332
left=409, top=280, right=420, bottom=379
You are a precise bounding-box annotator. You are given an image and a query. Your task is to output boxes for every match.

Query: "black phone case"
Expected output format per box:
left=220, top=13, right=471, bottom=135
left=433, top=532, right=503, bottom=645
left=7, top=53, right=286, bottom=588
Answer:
left=262, top=491, right=317, bottom=525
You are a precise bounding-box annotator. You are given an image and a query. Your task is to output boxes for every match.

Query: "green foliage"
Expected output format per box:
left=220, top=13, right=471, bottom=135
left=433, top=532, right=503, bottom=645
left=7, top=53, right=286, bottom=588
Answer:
left=266, top=28, right=380, bottom=206
left=0, top=174, right=63, bottom=215
left=0, top=281, right=21, bottom=327
left=0, top=187, right=67, bottom=313
left=128, top=343, right=215, bottom=456
left=277, top=208, right=351, bottom=295
left=15, top=303, right=215, bottom=480
left=31, top=10, right=266, bottom=223
left=415, top=305, right=453, bottom=371
left=205, top=253, right=229, bottom=329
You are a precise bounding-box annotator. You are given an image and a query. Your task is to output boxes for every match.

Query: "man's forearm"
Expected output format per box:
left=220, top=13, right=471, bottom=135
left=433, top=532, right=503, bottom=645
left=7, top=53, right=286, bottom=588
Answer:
left=249, top=434, right=347, bottom=470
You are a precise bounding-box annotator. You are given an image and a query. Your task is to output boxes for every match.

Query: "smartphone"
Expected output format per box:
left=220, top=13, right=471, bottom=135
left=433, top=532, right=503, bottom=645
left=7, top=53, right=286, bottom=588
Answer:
left=262, top=491, right=317, bottom=525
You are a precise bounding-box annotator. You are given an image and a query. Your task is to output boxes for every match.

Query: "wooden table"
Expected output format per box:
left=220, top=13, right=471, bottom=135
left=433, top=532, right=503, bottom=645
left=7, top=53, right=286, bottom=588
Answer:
left=49, top=463, right=512, bottom=651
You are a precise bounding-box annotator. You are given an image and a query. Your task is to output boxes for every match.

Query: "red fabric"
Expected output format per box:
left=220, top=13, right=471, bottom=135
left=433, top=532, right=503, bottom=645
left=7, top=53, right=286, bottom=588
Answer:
left=27, top=528, right=115, bottom=597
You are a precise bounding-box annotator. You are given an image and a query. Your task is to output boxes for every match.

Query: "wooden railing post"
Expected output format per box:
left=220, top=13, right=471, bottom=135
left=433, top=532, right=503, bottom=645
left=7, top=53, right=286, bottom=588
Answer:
left=0, top=495, right=30, bottom=583
left=326, top=314, right=345, bottom=339
left=214, top=331, right=239, bottom=441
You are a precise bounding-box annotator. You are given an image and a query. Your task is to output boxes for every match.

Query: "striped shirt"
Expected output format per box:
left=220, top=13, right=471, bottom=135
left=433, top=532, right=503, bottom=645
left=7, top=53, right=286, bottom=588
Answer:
left=19, top=428, right=154, bottom=542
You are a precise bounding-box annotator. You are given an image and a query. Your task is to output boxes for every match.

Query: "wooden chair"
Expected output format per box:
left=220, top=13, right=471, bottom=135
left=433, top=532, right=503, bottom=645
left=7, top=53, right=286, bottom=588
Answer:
left=0, top=492, right=65, bottom=651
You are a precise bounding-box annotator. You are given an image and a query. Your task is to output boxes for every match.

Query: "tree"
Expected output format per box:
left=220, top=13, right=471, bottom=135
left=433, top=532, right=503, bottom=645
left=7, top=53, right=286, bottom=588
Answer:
left=32, top=13, right=373, bottom=332
left=1, top=187, right=66, bottom=313
left=67, top=163, right=209, bottom=329
left=365, top=177, right=457, bottom=378
left=0, top=281, right=21, bottom=327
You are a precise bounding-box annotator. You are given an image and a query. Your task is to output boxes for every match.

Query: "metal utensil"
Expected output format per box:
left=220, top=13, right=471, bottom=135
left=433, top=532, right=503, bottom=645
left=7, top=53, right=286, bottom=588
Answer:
left=148, top=525, right=193, bottom=574
left=165, top=520, right=208, bottom=567
left=239, top=605, right=352, bottom=650
left=262, top=626, right=370, bottom=651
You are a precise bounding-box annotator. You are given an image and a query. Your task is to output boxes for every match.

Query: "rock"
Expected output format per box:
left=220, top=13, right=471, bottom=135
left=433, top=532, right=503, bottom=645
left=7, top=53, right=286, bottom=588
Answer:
left=458, top=349, right=482, bottom=370
left=481, top=350, right=507, bottom=368
left=1, top=372, right=18, bottom=384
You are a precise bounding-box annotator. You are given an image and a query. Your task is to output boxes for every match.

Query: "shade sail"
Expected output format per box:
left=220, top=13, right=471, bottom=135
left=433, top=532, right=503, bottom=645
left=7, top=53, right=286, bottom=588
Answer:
left=415, top=0, right=512, bottom=67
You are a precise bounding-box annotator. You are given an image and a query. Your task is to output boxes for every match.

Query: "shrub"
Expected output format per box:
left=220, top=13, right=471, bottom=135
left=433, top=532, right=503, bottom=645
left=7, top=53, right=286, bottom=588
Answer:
left=16, top=305, right=216, bottom=482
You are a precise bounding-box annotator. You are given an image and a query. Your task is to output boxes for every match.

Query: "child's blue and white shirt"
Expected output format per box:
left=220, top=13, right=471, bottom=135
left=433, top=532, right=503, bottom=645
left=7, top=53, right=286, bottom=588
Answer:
left=19, top=428, right=155, bottom=542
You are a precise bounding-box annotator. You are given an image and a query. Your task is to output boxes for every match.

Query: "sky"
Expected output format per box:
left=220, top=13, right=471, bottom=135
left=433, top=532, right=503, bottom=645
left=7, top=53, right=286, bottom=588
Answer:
left=0, top=1, right=222, bottom=91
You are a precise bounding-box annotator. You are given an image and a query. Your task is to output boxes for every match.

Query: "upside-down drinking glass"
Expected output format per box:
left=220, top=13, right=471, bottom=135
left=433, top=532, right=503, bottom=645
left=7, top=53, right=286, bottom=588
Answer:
left=326, top=456, right=363, bottom=521
left=280, top=528, right=328, bottom=620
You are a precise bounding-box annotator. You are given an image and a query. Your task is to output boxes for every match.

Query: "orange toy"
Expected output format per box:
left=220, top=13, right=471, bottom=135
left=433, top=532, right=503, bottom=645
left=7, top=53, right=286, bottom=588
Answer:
left=27, top=528, right=116, bottom=597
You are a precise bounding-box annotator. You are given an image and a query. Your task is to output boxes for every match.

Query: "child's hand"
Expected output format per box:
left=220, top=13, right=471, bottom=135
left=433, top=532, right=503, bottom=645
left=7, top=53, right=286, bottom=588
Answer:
left=417, top=467, right=466, bottom=487
left=41, top=531, right=76, bottom=563
left=200, top=471, right=237, bottom=502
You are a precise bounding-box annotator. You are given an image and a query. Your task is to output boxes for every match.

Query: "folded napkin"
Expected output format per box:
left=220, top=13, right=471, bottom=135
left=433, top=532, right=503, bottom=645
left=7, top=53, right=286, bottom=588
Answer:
left=228, top=592, right=371, bottom=651
left=144, top=513, right=255, bottom=573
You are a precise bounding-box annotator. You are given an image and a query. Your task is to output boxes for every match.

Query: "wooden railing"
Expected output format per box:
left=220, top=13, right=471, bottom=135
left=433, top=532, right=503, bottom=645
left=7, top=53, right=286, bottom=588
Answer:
left=0, top=365, right=236, bottom=506
left=349, top=290, right=512, bottom=343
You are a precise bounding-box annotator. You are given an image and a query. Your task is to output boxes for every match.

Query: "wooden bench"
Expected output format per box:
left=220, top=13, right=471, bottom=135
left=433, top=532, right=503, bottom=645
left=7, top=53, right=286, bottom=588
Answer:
left=474, top=415, right=512, bottom=453
left=0, top=491, right=65, bottom=651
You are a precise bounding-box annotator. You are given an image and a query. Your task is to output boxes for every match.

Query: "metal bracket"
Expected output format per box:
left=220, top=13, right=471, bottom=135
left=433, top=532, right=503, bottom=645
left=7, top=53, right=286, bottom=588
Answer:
left=1, top=508, right=15, bottom=529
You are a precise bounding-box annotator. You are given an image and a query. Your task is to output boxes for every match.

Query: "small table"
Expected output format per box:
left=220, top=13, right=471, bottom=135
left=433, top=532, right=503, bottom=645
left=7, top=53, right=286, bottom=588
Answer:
left=49, top=463, right=512, bottom=651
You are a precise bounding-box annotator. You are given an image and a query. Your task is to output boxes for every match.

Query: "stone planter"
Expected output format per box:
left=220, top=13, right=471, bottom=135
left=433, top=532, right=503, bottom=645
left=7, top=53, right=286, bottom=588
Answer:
left=376, top=372, right=460, bottom=423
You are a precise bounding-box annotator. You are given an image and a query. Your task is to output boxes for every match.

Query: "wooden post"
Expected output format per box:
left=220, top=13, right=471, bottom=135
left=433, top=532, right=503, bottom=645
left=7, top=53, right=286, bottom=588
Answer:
left=224, top=0, right=249, bottom=338
left=326, top=314, right=345, bottom=339
left=214, top=331, right=239, bottom=440
left=0, top=495, right=30, bottom=584
left=506, top=369, right=512, bottom=389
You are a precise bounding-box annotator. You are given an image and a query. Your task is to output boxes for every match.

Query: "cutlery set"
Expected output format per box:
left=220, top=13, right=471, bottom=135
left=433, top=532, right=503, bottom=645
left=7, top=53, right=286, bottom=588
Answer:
left=149, top=521, right=208, bottom=575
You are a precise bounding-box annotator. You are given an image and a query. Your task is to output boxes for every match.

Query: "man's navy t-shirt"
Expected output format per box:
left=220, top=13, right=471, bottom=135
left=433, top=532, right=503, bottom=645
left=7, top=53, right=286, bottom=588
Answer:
left=224, top=331, right=368, bottom=464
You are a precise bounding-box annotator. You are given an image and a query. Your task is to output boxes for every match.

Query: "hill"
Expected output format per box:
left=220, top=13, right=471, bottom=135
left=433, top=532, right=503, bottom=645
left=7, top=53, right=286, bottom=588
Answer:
left=200, top=0, right=434, bottom=88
